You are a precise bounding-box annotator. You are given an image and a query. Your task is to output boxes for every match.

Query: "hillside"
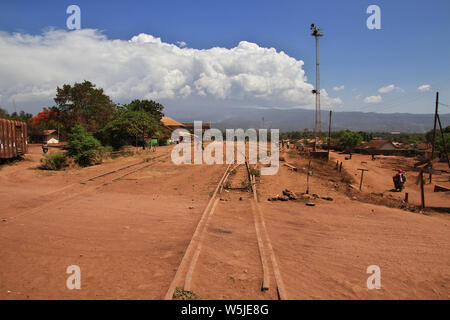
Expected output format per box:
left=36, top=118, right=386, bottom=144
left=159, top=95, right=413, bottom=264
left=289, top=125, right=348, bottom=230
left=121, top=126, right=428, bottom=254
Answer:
left=168, top=105, right=450, bottom=133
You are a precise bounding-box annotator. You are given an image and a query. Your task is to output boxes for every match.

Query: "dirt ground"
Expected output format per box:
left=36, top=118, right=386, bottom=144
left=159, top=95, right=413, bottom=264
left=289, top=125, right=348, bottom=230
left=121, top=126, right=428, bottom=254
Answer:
left=259, top=149, right=449, bottom=299
left=0, top=144, right=449, bottom=299
left=331, top=152, right=450, bottom=210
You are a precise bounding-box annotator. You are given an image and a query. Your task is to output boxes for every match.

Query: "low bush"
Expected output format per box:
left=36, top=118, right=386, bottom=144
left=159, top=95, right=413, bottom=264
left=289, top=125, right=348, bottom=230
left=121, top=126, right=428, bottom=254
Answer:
left=67, top=125, right=102, bottom=167
left=249, top=167, right=260, bottom=177
left=173, top=287, right=199, bottom=300
left=39, top=152, right=68, bottom=170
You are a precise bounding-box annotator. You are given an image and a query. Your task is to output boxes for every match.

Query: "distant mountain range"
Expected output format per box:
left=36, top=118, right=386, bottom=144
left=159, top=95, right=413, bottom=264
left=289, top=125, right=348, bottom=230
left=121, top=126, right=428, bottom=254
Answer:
left=167, top=105, right=450, bottom=133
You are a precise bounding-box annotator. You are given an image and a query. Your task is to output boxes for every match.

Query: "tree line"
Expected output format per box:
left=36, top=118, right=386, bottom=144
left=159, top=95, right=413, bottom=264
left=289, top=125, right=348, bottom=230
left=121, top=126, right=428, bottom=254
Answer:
left=280, top=128, right=449, bottom=153
left=0, top=80, right=170, bottom=148
left=1, top=80, right=171, bottom=167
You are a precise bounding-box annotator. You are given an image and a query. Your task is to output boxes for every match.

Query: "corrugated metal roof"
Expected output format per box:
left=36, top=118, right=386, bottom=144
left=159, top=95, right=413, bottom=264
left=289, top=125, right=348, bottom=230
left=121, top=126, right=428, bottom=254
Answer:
left=367, top=139, right=394, bottom=149
left=160, top=117, right=185, bottom=127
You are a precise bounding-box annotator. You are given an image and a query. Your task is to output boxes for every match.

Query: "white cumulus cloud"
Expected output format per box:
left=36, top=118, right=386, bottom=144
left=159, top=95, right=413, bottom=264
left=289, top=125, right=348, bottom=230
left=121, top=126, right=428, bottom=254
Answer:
left=378, top=84, right=402, bottom=93
left=364, top=95, right=382, bottom=104
left=0, top=29, right=342, bottom=113
left=417, top=84, right=431, bottom=92
left=333, top=85, right=344, bottom=91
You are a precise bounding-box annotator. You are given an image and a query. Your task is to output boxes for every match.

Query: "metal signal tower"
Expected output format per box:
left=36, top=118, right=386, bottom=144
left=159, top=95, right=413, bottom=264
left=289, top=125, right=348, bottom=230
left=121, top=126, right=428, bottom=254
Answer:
left=310, top=23, right=323, bottom=146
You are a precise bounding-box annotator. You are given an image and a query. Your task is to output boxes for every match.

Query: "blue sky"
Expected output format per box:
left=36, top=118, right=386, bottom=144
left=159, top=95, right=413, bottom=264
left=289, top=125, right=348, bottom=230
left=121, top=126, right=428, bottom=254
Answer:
left=0, top=0, right=449, bottom=115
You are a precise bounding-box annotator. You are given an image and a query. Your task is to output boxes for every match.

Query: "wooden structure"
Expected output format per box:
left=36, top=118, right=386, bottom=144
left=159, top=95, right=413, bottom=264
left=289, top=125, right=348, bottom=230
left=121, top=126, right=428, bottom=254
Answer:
left=160, top=117, right=185, bottom=132
left=0, top=119, right=28, bottom=159
left=182, top=122, right=211, bottom=134
left=357, top=168, right=369, bottom=191
left=43, top=129, right=59, bottom=144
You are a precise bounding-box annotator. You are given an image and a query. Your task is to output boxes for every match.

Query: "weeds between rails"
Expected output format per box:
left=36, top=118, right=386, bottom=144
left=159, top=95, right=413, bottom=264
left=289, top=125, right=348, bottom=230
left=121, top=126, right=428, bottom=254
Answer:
left=165, top=160, right=287, bottom=300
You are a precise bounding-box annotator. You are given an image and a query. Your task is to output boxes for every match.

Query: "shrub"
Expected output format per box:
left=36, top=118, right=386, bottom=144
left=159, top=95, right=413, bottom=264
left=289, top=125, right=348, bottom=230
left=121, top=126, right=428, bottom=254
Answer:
left=242, top=179, right=252, bottom=191
left=67, top=125, right=102, bottom=167
left=39, top=152, right=68, bottom=170
left=249, top=167, right=260, bottom=177
left=97, top=145, right=113, bottom=159
left=172, top=287, right=199, bottom=300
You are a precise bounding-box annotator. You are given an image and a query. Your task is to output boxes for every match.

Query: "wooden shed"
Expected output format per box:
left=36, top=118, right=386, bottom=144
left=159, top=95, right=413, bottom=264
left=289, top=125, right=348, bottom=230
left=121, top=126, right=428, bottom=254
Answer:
left=43, top=129, right=59, bottom=144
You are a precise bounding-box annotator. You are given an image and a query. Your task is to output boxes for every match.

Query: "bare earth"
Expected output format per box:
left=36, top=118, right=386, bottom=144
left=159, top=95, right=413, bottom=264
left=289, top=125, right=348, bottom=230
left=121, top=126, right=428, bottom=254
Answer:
left=0, top=144, right=449, bottom=299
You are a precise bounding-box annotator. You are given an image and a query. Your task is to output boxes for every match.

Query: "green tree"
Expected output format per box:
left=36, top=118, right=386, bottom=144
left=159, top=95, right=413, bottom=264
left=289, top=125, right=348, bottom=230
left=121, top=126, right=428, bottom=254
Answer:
left=67, top=125, right=102, bottom=167
left=425, top=126, right=450, bottom=144
left=0, top=107, right=10, bottom=119
left=54, top=81, right=116, bottom=134
left=124, top=99, right=164, bottom=121
left=339, top=131, right=362, bottom=151
left=10, top=110, right=33, bottom=124
left=0, top=108, right=33, bottom=124
left=435, top=133, right=450, bottom=154
left=100, top=107, right=159, bottom=149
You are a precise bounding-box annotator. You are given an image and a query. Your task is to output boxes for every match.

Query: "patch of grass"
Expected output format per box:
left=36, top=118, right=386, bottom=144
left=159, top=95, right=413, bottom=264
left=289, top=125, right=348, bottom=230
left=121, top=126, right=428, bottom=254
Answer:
left=242, top=179, right=252, bottom=191
left=110, top=150, right=134, bottom=159
left=249, top=167, right=260, bottom=177
left=223, top=181, right=232, bottom=189
left=172, top=287, right=199, bottom=300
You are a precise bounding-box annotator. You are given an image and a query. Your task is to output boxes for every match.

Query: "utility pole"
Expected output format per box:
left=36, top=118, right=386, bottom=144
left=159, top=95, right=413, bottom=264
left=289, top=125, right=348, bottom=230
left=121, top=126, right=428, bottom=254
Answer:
left=327, top=110, right=332, bottom=160
left=430, top=91, right=439, bottom=183
left=311, top=24, right=323, bottom=150
left=420, top=170, right=425, bottom=209
left=262, top=117, right=264, bottom=129
left=436, top=113, right=450, bottom=170
left=357, top=168, right=369, bottom=191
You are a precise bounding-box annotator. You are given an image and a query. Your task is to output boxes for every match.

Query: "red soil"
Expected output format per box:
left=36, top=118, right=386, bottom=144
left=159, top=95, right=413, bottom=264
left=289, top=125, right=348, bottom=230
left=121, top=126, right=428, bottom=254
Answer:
left=0, top=145, right=448, bottom=299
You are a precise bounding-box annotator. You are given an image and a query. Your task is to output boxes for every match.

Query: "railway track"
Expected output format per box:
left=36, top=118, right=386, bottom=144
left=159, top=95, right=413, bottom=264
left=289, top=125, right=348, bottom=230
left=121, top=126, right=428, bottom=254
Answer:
left=164, top=159, right=287, bottom=300
left=2, top=152, right=169, bottom=222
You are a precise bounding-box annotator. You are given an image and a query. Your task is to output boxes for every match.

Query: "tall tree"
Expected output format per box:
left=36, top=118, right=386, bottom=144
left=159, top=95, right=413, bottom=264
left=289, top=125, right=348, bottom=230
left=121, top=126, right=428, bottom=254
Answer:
left=0, top=107, right=9, bottom=119
left=100, top=106, right=159, bottom=149
left=54, top=81, right=116, bottom=133
left=339, top=131, right=362, bottom=151
left=30, top=108, right=60, bottom=130
left=124, top=99, right=164, bottom=121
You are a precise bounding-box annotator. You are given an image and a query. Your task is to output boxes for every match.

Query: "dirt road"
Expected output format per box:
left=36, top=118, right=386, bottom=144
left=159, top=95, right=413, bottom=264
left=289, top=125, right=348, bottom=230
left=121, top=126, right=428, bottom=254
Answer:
left=0, top=145, right=226, bottom=299
left=0, top=145, right=449, bottom=299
